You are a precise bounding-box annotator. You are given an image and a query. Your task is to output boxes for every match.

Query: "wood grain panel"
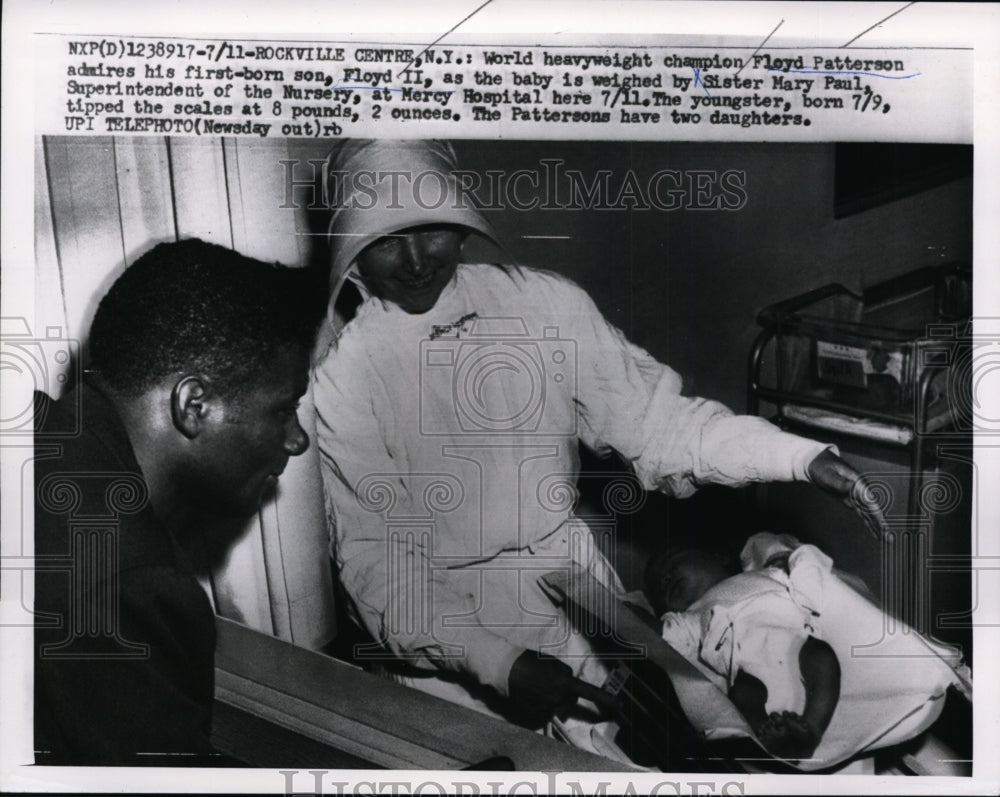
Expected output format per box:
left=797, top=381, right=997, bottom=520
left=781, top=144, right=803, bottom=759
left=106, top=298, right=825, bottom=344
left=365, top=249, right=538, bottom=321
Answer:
left=169, top=136, right=233, bottom=246
left=113, top=136, right=176, bottom=258
left=43, top=137, right=126, bottom=346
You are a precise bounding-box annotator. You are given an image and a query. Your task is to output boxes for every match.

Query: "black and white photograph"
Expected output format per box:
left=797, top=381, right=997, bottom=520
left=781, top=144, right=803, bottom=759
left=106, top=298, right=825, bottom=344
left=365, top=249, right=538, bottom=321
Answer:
left=2, top=2, right=997, bottom=794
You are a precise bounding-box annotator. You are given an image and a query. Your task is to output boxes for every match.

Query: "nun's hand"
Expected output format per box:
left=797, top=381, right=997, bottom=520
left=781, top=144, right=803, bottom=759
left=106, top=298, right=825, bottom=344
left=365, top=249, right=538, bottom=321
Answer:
left=507, top=651, right=579, bottom=726
left=806, top=449, right=888, bottom=538
left=507, top=651, right=620, bottom=727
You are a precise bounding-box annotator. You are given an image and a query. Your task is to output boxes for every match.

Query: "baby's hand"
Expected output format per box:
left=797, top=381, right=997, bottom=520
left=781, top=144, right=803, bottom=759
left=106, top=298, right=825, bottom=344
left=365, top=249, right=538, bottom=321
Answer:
left=756, top=711, right=819, bottom=761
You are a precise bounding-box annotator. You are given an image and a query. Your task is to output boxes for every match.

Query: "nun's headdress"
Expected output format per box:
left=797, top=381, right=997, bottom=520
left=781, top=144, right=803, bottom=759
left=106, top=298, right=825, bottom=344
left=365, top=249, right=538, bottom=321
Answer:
left=326, top=139, right=501, bottom=305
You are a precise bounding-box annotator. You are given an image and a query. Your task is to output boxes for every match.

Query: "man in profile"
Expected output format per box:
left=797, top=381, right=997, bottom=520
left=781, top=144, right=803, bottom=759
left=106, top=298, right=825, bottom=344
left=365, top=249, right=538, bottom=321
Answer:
left=33, top=238, right=325, bottom=765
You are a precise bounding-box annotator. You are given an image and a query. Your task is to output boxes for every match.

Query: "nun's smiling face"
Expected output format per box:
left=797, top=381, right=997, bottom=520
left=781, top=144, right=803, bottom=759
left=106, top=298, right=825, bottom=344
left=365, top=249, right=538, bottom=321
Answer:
left=356, top=225, right=464, bottom=314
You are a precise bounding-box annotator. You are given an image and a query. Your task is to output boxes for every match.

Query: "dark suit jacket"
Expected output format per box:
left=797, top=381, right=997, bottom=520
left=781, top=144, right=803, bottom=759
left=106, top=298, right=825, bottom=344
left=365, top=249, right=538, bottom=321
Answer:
left=34, top=383, right=220, bottom=765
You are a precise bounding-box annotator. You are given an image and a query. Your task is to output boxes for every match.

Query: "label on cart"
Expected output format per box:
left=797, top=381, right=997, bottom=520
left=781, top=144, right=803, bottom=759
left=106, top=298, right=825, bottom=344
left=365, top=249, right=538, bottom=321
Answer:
left=816, top=341, right=868, bottom=387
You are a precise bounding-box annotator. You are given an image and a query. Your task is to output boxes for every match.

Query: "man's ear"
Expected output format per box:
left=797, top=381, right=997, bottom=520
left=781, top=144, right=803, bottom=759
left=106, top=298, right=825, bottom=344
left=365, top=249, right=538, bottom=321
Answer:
left=171, top=375, right=212, bottom=439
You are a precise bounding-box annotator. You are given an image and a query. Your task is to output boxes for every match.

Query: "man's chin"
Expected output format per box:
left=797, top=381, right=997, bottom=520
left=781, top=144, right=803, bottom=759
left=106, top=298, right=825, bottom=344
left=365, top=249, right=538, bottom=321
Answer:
left=242, top=478, right=280, bottom=514
left=207, top=492, right=272, bottom=521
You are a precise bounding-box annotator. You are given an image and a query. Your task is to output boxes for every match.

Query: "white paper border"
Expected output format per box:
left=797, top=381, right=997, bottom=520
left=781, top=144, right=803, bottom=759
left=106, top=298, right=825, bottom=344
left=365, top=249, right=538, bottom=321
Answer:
left=3, top=2, right=998, bottom=794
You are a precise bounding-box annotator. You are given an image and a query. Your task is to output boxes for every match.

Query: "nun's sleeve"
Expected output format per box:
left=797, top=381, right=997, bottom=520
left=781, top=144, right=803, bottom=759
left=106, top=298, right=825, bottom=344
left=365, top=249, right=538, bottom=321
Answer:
left=312, top=337, right=525, bottom=695
left=549, top=276, right=831, bottom=497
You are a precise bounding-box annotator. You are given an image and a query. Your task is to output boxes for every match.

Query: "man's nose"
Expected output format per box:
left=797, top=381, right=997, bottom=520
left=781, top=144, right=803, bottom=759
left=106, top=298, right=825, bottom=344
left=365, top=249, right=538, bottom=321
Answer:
left=401, top=234, right=428, bottom=275
left=284, top=418, right=310, bottom=456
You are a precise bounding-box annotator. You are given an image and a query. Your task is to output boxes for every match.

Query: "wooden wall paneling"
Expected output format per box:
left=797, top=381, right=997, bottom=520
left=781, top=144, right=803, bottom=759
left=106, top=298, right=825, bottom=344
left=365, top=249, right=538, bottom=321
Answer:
left=112, top=137, right=177, bottom=260
left=42, top=137, right=127, bottom=349
left=222, top=138, right=308, bottom=265
left=256, top=499, right=293, bottom=643
left=282, top=140, right=338, bottom=650
left=223, top=137, right=336, bottom=648
left=207, top=514, right=276, bottom=636
left=283, top=139, right=332, bottom=267
left=259, top=382, right=336, bottom=649
left=34, top=137, right=72, bottom=398
left=168, top=137, right=233, bottom=246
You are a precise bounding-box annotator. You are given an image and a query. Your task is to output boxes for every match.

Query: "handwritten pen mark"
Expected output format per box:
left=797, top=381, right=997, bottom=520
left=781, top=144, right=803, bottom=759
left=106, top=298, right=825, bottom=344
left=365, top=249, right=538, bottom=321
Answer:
left=768, top=68, right=922, bottom=80
left=401, top=0, right=496, bottom=75
left=692, top=67, right=711, bottom=97
left=733, top=18, right=784, bottom=78
left=842, top=1, right=917, bottom=48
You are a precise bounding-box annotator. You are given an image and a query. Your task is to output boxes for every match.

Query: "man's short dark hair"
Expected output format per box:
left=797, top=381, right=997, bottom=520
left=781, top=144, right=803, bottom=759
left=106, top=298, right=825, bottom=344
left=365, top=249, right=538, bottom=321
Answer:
left=88, top=238, right=326, bottom=397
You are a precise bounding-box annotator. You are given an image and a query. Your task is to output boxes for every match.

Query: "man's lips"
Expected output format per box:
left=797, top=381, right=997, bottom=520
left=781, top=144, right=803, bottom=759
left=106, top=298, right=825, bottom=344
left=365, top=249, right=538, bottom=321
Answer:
left=264, top=464, right=288, bottom=490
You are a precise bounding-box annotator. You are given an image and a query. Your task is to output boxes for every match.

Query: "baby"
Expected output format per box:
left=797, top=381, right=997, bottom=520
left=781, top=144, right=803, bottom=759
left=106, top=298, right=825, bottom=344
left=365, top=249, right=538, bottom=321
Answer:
left=645, top=540, right=841, bottom=761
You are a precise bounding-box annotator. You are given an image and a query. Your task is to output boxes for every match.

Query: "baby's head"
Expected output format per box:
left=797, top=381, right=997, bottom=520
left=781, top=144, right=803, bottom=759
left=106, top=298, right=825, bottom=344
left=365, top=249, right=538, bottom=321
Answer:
left=645, top=548, right=736, bottom=616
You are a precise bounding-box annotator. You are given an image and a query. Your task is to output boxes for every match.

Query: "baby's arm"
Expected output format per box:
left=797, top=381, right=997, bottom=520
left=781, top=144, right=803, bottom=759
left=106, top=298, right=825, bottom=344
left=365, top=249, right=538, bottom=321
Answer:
left=728, top=636, right=840, bottom=761
left=799, top=635, right=840, bottom=746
